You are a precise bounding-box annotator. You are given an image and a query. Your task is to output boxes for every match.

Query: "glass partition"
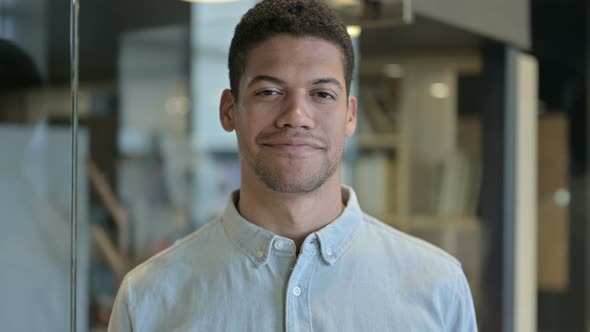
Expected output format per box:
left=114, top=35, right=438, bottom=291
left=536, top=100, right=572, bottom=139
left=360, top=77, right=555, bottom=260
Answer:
left=0, top=0, right=87, bottom=331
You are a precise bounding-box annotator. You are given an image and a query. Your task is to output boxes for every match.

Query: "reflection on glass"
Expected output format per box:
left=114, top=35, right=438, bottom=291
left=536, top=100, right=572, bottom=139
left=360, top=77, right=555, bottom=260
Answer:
left=0, top=4, right=89, bottom=329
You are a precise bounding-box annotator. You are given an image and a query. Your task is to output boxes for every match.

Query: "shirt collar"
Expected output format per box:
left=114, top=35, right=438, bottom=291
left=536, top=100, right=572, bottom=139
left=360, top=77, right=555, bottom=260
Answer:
left=221, top=185, right=363, bottom=267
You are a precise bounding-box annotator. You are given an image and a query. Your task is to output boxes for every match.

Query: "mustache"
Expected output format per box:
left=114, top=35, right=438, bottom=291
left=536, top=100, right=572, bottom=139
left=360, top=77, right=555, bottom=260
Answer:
left=255, top=129, right=329, bottom=149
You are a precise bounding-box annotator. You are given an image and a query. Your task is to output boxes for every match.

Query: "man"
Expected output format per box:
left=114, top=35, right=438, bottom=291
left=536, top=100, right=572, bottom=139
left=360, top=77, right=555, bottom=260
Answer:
left=109, top=1, right=477, bottom=331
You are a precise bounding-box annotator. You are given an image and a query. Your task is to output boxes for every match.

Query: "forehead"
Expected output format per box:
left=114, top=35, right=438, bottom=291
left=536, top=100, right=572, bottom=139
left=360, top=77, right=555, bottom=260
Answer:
left=241, top=34, right=346, bottom=82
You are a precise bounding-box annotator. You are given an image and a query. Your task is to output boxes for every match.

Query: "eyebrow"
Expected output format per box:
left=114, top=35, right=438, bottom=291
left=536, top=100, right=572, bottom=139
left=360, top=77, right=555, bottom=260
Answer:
left=311, top=78, right=343, bottom=91
left=247, top=75, right=286, bottom=87
left=247, top=75, right=344, bottom=91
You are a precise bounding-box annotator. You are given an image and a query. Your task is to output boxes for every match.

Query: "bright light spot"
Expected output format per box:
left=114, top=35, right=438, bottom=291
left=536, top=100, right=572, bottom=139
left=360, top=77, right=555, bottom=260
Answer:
left=333, top=0, right=359, bottom=6
left=384, top=64, right=404, bottom=78
left=554, top=188, right=570, bottom=207
left=346, top=25, right=362, bottom=38
left=430, top=83, right=449, bottom=99
left=166, top=97, right=190, bottom=115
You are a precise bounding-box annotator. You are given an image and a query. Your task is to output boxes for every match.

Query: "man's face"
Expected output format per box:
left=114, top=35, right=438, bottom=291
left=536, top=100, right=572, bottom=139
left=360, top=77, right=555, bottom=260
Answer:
left=220, top=34, right=357, bottom=194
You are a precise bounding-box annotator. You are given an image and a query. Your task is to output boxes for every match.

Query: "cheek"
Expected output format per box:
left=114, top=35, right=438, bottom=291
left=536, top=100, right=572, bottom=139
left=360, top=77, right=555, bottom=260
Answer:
left=235, top=115, right=264, bottom=148
left=319, top=113, right=348, bottom=137
left=320, top=119, right=349, bottom=155
left=238, top=105, right=278, bottom=132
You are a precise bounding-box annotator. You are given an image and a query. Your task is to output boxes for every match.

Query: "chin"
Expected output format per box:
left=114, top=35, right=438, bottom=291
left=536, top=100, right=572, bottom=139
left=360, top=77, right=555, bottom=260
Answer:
left=257, top=166, right=336, bottom=194
left=251, top=150, right=339, bottom=194
left=263, top=178, right=326, bottom=194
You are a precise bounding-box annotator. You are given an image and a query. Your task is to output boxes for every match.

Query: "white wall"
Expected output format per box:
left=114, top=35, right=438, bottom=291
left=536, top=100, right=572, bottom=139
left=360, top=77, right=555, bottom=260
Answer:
left=190, top=1, right=257, bottom=152
left=119, top=25, right=190, bottom=155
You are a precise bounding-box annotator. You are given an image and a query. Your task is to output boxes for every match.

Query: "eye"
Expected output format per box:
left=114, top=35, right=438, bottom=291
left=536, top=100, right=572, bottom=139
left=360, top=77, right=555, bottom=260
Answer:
left=255, top=89, right=282, bottom=96
left=313, top=91, right=335, bottom=100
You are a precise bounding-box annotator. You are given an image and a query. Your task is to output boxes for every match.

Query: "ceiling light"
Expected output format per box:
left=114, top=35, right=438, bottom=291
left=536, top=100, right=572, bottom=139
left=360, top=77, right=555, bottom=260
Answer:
left=384, top=64, right=404, bottom=78
left=430, top=83, right=449, bottom=99
left=166, top=97, right=190, bottom=115
left=346, top=25, right=362, bottom=38
left=554, top=188, right=570, bottom=207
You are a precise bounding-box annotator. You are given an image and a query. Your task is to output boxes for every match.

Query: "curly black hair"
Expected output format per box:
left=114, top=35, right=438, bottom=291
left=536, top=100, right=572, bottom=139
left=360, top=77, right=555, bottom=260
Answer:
left=228, top=0, right=354, bottom=99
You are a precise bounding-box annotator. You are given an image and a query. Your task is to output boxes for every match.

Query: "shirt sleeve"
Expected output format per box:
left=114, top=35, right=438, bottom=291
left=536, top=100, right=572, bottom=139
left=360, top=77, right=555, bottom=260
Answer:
left=445, top=268, right=478, bottom=332
left=108, top=277, right=134, bottom=332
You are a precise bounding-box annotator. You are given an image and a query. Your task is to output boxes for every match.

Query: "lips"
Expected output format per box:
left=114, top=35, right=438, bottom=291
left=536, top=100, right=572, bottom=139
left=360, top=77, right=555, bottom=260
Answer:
left=260, top=137, right=325, bottom=149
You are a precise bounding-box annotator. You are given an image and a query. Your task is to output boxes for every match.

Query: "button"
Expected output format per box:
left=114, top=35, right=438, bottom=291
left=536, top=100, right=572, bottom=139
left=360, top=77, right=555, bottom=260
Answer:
left=274, top=240, right=284, bottom=250
left=326, top=248, right=333, bottom=256
left=293, top=286, right=301, bottom=296
left=257, top=250, right=264, bottom=258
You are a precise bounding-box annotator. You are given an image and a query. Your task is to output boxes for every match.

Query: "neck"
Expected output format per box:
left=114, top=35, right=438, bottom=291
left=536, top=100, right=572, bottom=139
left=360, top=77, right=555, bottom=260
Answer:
left=238, top=172, right=344, bottom=250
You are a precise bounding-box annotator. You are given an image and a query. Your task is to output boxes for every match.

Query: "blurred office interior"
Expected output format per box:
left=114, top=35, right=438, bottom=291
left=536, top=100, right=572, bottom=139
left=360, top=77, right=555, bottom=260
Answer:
left=0, top=0, right=588, bottom=331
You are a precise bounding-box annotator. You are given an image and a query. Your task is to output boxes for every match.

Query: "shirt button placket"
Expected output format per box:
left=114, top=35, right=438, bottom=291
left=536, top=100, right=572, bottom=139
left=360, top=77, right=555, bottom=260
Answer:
left=285, top=252, right=316, bottom=332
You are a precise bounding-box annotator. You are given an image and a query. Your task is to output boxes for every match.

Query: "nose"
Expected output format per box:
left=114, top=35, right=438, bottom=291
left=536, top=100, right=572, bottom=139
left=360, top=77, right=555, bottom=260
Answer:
left=275, top=94, right=315, bottom=130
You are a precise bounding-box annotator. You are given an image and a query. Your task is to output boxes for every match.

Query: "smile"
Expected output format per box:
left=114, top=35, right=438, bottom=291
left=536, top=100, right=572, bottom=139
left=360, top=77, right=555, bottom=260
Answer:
left=258, top=135, right=327, bottom=153
left=262, top=144, right=321, bottom=153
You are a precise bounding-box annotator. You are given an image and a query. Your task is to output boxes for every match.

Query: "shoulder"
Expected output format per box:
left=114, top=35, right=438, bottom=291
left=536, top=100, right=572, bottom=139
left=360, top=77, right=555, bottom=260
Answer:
left=356, top=212, right=463, bottom=277
left=353, top=213, right=474, bottom=321
left=110, top=218, right=229, bottom=330
left=122, top=217, right=226, bottom=293
left=349, top=213, right=476, bottom=327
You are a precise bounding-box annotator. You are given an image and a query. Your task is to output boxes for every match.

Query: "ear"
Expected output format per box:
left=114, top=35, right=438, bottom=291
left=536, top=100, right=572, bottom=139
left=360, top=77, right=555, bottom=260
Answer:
left=220, top=89, right=236, bottom=132
left=345, top=95, right=357, bottom=137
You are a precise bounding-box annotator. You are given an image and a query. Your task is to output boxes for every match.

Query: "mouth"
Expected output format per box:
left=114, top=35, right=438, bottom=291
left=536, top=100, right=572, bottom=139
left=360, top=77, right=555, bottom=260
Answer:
left=256, top=130, right=329, bottom=156
left=261, top=137, right=326, bottom=152
left=258, top=135, right=327, bottom=152
left=261, top=143, right=321, bottom=153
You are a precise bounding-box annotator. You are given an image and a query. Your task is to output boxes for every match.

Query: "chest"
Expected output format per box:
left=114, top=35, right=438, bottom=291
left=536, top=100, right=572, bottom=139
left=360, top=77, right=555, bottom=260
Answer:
left=133, top=254, right=446, bottom=332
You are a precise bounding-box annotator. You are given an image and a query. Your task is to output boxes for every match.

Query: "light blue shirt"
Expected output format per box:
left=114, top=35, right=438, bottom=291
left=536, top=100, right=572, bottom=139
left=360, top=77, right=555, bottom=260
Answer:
left=108, top=186, right=477, bottom=331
